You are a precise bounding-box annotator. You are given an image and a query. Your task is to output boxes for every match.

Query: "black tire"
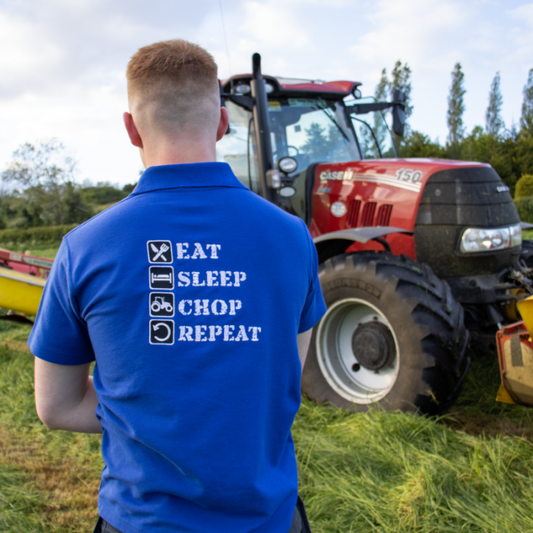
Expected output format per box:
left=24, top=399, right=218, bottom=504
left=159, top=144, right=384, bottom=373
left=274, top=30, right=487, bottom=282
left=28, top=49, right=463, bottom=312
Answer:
left=302, top=253, right=470, bottom=415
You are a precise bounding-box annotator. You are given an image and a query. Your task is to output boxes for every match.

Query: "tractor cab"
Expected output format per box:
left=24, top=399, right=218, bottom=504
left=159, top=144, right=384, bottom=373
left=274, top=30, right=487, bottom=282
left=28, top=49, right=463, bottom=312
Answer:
left=217, top=77, right=361, bottom=193
left=218, top=68, right=405, bottom=219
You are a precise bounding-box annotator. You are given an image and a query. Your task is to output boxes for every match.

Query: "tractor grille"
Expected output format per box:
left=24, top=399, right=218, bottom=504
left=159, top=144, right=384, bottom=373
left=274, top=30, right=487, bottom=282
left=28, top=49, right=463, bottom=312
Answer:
left=346, top=200, right=361, bottom=228
left=414, top=166, right=520, bottom=278
left=360, top=202, right=376, bottom=226
left=375, top=204, right=393, bottom=226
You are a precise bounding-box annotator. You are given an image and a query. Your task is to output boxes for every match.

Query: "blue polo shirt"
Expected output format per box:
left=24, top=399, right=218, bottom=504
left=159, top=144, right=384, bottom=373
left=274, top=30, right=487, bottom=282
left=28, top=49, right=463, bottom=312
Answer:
left=29, top=162, right=326, bottom=533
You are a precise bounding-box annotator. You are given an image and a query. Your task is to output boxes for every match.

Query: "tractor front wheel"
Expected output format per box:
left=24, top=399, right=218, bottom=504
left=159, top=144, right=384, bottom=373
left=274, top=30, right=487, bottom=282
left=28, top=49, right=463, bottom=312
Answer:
left=302, top=253, right=470, bottom=415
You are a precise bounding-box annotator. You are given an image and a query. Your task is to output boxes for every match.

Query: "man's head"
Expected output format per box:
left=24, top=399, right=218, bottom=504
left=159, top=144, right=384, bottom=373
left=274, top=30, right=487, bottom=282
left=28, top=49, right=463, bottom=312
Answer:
left=124, top=40, right=227, bottom=165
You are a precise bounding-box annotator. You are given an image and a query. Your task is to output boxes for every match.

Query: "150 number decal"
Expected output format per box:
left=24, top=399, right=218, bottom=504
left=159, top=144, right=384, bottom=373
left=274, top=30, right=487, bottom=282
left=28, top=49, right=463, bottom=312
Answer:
left=396, top=169, right=422, bottom=183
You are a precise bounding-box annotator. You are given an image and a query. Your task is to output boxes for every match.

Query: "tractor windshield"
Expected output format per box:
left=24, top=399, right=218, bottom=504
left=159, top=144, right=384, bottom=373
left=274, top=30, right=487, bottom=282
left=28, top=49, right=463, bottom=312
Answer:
left=216, top=95, right=361, bottom=192
left=267, top=97, right=360, bottom=173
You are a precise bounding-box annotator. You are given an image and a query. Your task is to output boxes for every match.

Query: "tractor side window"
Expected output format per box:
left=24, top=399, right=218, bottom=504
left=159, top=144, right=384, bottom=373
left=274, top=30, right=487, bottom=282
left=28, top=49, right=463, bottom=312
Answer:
left=216, top=100, right=260, bottom=193
left=350, top=96, right=396, bottom=159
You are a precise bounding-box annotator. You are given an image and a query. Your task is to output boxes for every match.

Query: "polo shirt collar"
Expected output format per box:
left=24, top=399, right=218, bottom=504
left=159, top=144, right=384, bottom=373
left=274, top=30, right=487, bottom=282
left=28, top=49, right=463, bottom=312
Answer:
left=132, top=162, right=248, bottom=195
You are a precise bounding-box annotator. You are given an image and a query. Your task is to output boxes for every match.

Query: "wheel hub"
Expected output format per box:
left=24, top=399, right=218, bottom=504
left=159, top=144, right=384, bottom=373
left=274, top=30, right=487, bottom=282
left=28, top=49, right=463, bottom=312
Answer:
left=315, top=298, right=400, bottom=404
left=351, top=322, right=395, bottom=371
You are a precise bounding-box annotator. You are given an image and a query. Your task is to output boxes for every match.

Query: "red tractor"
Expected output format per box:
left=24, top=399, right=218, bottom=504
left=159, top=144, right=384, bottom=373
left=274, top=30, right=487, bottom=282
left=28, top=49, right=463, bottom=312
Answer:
left=218, top=54, right=532, bottom=415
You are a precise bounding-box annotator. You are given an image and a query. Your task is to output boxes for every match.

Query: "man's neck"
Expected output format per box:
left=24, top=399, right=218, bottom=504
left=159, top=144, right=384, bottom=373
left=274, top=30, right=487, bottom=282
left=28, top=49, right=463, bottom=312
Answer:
left=140, top=139, right=217, bottom=168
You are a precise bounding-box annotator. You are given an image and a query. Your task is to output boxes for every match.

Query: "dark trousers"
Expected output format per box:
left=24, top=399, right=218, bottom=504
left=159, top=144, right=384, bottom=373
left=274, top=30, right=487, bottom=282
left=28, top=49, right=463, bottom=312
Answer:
left=93, top=496, right=312, bottom=532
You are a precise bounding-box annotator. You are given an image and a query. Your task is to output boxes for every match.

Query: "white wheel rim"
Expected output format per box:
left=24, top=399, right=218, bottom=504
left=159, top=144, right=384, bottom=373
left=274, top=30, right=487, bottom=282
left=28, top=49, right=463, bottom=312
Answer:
left=316, top=298, right=400, bottom=404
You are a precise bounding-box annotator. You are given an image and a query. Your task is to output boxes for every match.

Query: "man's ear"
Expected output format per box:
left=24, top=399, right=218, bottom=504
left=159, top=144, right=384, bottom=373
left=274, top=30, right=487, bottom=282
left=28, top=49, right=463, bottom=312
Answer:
left=123, top=112, right=143, bottom=148
left=216, top=107, right=229, bottom=142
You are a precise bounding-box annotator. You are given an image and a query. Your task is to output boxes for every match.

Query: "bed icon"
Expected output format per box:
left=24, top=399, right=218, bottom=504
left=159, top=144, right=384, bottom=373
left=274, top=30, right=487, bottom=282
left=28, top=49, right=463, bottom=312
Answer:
left=149, top=266, right=174, bottom=290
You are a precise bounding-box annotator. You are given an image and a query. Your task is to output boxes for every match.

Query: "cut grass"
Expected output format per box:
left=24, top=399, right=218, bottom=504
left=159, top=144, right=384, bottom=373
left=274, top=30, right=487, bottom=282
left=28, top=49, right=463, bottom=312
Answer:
left=294, top=401, right=533, bottom=532
left=0, top=320, right=102, bottom=531
left=1, top=309, right=533, bottom=531
left=0, top=462, right=48, bottom=532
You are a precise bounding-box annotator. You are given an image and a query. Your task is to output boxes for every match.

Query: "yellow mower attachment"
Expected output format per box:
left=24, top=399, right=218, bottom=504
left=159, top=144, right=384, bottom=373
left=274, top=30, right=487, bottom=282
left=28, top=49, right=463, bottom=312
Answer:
left=0, top=248, right=51, bottom=319
left=0, top=267, right=46, bottom=316
left=496, top=296, right=533, bottom=406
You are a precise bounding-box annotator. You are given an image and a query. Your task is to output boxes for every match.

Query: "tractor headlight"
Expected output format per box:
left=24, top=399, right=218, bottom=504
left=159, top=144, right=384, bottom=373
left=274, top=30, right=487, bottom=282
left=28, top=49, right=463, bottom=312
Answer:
left=460, top=224, right=522, bottom=253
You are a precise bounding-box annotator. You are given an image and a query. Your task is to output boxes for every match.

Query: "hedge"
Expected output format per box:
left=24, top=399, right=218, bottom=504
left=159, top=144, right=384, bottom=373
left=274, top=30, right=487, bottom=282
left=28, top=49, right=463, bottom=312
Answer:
left=515, top=175, right=533, bottom=199
left=0, top=224, right=78, bottom=246
left=514, top=196, right=533, bottom=223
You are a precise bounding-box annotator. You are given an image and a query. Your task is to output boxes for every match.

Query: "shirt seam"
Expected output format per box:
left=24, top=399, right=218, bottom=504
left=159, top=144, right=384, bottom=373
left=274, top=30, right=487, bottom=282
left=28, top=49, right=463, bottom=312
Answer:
left=63, top=238, right=86, bottom=327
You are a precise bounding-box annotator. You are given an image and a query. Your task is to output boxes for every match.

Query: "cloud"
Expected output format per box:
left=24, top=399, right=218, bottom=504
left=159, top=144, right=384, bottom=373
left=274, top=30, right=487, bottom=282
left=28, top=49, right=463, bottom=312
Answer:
left=241, top=1, right=310, bottom=48
left=0, top=0, right=530, bottom=183
left=508, top=2, right=533, bottom=25
left=350, top=0, right=470, bottom=71
left=0, top=12, right=64, bottom=98
left=0, top=0, right=219, bottom=99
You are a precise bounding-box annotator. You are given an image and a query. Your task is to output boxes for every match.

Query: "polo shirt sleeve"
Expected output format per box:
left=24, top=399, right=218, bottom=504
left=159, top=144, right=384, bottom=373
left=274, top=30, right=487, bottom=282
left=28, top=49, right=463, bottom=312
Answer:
left=28, top=239, right=95, bottom=365
left=298, top=220, right=327, bottom=334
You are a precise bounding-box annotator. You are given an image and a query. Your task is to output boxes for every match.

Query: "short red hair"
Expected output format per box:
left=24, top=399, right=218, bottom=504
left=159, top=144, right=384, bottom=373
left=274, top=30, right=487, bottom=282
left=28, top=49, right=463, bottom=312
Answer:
left=126, top=40, right=220, bottom=136
left=127, top=40, right=218, bottom=100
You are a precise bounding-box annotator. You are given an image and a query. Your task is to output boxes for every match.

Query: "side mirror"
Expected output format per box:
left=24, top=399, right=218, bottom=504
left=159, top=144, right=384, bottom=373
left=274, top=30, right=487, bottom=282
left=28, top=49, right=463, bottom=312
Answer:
left=392, top=89, right=406, bottom=137
left=352, top=87, right=362, bottom=99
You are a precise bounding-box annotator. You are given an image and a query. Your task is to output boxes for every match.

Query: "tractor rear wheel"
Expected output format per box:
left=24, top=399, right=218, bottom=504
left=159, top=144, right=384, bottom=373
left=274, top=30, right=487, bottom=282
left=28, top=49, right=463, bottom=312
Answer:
left=301, top=253, right=470, bottom=415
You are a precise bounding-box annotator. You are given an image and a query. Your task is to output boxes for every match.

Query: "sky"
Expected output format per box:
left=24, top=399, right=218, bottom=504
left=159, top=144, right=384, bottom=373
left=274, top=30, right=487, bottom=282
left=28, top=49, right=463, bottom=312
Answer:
left=0, top=0, right=532, bottom=186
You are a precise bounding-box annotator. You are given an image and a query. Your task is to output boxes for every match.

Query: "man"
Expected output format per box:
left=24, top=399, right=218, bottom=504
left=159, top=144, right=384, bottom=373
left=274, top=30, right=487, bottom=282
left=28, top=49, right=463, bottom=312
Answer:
left=30, top=40, right=326, bottom=533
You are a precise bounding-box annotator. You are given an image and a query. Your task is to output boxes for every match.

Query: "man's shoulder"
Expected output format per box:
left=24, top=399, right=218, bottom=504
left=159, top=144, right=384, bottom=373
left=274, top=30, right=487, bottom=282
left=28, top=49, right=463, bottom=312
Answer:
left=64, top=195, right=138, bottom=248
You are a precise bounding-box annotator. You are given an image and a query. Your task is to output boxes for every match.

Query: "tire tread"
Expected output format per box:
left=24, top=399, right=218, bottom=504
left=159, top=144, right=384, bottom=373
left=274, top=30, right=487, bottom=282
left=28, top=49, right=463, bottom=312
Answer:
left=303, top=252, right=470, bottom=415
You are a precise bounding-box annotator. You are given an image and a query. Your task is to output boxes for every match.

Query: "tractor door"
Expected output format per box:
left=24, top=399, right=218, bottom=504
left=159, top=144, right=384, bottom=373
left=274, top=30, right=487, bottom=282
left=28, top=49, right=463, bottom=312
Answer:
left=216, top=100, right=261, bottom=193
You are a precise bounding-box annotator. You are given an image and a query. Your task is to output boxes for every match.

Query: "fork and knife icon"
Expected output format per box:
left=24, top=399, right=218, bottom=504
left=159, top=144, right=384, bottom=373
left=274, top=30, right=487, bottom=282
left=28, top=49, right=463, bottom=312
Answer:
left=151, top=243, right=170, bottom=262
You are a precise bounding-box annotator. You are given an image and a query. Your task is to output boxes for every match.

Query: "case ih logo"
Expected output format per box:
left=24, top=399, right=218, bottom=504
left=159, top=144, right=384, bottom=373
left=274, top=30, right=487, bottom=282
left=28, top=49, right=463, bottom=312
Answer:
left=320, top=170, right=345, bottom=181
left=319, top=168, right=423, bottom=193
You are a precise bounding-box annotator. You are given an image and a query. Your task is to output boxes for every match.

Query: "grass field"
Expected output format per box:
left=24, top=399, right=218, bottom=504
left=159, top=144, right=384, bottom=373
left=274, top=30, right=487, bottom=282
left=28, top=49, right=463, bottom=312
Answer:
left=2, top=241, right=533, bottom=531
left=1, top=319, right=533, bottom=532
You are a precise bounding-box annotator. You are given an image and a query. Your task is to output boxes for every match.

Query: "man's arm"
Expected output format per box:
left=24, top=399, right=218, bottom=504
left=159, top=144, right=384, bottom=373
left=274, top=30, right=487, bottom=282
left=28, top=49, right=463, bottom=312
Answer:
left=297, top=329, right=313, bottom=369
left=34, top=358, right=102, bottom=433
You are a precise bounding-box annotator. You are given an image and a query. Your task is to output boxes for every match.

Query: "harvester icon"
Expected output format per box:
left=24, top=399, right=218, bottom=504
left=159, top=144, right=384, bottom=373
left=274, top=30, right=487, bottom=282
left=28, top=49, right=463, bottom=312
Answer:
left=151, top=296, right=173, bottom=314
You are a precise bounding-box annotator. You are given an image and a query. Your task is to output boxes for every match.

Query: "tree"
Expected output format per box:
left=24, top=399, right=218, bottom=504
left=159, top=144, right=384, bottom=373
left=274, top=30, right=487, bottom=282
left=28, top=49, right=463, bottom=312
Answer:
left=82, top=182, right=127, bottom=205
left=373, top=68, right=391, bottom=155
left=356, top=69, right=392, bottom=159
left=375, top=67, right=389, bottom=101
left=1, top=139, right=91, bottom=228
left=447, top=63, right=466, bottom=154
left=390, top=61, right=412, bottom=149
left=485, top=72, right=504, bottom=136
left=399, top=131, right=447, bottom=158
left=122, top=182, right=138, bottom=194
left=390, top=60, right=413, bottom=120
left=522, top=68, right=533, bottom=133
left=301, top=122, right=329, bottom=160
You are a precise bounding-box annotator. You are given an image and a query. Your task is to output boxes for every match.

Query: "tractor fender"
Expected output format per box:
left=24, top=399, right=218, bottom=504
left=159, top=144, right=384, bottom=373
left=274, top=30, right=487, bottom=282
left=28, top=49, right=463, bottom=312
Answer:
left=313, top=227, right=413, bottom=264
